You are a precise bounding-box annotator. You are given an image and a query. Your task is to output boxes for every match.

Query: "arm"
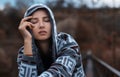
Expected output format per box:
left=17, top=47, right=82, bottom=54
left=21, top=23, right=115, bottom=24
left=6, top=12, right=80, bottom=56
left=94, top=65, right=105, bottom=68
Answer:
left=38, top=33, right=85, bottom=77
left=17, top=47, right=37, bottom=77
left=17, top=16, right=37, bottom=77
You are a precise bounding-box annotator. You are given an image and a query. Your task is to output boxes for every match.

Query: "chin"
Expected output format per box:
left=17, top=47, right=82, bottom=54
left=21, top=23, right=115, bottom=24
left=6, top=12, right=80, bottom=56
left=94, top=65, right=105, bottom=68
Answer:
left=36, top=36, right=50, bottom=41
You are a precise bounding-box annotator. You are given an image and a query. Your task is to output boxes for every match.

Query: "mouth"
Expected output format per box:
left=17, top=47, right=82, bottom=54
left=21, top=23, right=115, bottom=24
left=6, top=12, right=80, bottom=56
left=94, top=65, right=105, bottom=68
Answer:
left=38, top=31, right=47, bottom=35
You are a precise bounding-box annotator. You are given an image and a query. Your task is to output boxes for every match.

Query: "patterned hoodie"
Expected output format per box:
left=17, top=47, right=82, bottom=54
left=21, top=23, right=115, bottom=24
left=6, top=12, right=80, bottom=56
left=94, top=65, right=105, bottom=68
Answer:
left=17, top=4, right=85, bottom=77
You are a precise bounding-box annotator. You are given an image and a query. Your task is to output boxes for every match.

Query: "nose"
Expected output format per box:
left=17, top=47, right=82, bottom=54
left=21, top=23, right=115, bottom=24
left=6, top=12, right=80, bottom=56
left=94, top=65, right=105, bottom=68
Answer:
left=39, top=21, right=44, bottom=29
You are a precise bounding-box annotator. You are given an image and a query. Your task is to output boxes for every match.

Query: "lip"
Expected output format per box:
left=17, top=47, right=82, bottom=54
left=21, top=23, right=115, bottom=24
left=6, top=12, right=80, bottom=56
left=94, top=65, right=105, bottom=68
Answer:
left=38, top=31, right=47, bottom=35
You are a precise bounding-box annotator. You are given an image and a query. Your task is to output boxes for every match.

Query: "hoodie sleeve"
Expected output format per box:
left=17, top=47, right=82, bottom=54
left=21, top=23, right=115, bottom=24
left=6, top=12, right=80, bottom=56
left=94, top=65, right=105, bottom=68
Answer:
left=17, top=47, right=37, bottom=77
left=38, top=33, right=85, bottom=77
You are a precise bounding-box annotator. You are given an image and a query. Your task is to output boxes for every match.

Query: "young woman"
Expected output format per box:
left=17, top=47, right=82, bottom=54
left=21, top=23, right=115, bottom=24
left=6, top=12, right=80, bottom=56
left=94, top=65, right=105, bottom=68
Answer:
left=17, top=4, right=85, bottom=77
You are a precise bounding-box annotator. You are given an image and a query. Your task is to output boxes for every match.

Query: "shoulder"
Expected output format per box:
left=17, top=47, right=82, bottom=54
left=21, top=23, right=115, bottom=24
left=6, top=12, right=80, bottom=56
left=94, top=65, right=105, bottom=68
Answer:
left=57, top=32, right=79, bottom=52
left=57, top=32, right=72, bottom=39
left=57, top=32, right=77, bottom=44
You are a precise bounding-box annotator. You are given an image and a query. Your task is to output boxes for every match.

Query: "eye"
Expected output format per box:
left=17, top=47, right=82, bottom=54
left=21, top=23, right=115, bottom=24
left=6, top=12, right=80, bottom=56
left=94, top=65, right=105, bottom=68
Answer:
left=44, top=17, right=50, bottom=22
left=30, top=19, right=38, bottom=24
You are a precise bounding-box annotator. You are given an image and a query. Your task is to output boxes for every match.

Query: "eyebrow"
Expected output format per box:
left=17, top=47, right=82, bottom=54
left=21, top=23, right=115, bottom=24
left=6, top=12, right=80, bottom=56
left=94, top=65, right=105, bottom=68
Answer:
left=31, top=16, right=49, bottom=20
left=31, top=18, right=38, bottom=20
left=43, top=16, right=49, bottom=18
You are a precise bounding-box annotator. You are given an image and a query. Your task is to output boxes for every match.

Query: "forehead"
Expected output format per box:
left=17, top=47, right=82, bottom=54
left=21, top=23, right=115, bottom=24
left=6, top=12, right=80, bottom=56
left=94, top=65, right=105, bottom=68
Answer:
left=31, top=8, right=49, bottom=16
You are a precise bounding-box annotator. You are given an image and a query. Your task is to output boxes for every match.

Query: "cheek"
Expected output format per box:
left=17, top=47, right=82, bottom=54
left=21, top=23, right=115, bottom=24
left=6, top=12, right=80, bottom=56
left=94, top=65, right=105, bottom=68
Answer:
left=47, top=23, right=51, bottom=30
left=32, top=28, right=37, bottom=36
left=48, top=25, right=52, bottom=34
left=32, top=24, right=39, bottom=27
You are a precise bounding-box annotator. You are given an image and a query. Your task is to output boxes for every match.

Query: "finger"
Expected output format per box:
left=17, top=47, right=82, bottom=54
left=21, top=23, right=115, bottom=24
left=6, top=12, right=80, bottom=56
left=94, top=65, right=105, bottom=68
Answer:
left=30, top=23, right=34, bottom=28
left=26, top=22, right=34, bottom=29
left=20, top=16, right=33, bottom=25
left=26, top=22, right=34, bottom=28
left=22, top=16, right=33, bottom=22
left=29, top=24, right=35, bottom=30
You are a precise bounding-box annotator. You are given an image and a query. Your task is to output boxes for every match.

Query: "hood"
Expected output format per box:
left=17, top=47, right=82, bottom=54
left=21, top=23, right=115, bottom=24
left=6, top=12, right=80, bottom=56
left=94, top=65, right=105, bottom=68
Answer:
left=24, top=4, right=58, bottom=75
left=24, top=4, right=58, bottom=57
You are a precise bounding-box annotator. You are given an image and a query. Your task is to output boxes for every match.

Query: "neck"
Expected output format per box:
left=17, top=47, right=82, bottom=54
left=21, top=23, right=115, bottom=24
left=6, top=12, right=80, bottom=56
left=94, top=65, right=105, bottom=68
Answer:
left=37, top=39, right=50, bottom=54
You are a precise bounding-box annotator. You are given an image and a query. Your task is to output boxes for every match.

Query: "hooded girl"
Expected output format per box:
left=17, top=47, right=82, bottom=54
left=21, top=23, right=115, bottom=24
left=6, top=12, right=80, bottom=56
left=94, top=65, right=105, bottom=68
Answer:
left=17, top=4, right=85, bottom=77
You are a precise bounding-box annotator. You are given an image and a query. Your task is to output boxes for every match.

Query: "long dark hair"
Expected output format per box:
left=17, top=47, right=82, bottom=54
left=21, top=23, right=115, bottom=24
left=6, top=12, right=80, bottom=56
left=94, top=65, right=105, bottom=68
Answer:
left=31, top=8, right=53, bottom=76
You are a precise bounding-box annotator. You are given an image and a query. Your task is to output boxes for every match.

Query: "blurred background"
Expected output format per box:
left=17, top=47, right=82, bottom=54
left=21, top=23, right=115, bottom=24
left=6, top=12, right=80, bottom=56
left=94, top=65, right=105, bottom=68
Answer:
left=0, top=0, right=120, bottom=77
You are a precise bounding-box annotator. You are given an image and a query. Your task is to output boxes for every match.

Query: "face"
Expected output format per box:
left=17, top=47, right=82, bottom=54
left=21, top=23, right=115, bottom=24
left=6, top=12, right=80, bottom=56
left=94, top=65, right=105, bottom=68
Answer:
left=30, top=9, right=51, bottom=41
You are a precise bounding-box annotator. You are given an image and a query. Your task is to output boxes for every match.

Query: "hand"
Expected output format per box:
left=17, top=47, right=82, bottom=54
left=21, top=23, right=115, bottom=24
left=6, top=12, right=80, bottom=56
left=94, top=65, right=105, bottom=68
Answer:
left=18, top=16, right=34, bottom=40
left=18, top=16, right=34, bottom=56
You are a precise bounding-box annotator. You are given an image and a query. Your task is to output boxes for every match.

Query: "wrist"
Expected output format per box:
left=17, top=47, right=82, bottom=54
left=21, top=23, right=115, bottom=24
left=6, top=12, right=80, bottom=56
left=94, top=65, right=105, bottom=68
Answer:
left=24, top=53, right=33, bottom=56
left=24, top=38, right=32, bottom=43
left=24, top=38, right=33, bottom=56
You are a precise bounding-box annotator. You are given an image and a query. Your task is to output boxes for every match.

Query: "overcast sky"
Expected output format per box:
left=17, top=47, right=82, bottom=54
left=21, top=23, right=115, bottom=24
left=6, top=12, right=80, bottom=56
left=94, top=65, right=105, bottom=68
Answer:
left=0, top=0, right=120, bottom=10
